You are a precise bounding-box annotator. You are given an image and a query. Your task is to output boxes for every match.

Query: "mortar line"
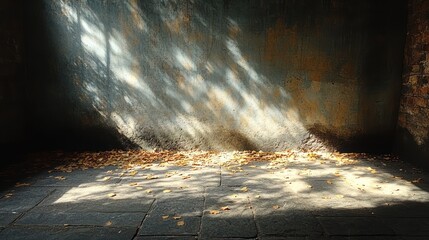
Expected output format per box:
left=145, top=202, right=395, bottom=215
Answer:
left=198, top=186, right=208, bottom=239
left=219, top=164, right=222, bottom=187
left=247, top=195, right=260, bottom=240
left=131, top=198, right=156, bottom=240
left=8, top=188, right=57, bottom=226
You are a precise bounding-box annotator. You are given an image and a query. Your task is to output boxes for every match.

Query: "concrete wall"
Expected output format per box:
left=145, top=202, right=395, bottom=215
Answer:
left=25, top=0, right=406, bottom=151
left=397, top=0, right=429, bottom=168
left=0, top=0, right=25, bottom=151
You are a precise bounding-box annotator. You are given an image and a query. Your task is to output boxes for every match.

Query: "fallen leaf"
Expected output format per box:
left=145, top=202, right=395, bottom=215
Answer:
left=163, top=189, right=172, bottom=193
left=105, top=220, right=112, bottom=226
left=15, top=182, right=30, bottom=187
left=412, top=178, right=423, bottom=183
left=136, top=187, right=143, bottom=190
left=146, top=175, right=158, bottom=180
left=177, top=220, right=185, bottom=226
left=326, top=180, right=333, bottom=185
left=162, top=215, right=169, bottom=220
left=272, top=205, right=280, bottom=209
left=4, top=193, right=13, bottom=198
left=101, top=176, right=111, bottom=181
left=255, top=195, right=261, bottom=198
left=55, top=176, right=66, bottom=181
left=209, top=210, right=220, bottom=215
left=129, top=171, right=138, bottom=176
left=221, top=206, right=230, bottom=211
left=129, top=182, right=138, bottom=186
left=240, top=187, right=248, bottom=192
left=173, top=216, right=182, bottom=220
left=145, top=189, right=152, bottom=193
left=108, top=193, right=116, bottom=197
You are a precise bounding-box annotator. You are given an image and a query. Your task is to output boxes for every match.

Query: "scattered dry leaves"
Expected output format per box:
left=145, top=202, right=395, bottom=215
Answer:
left=15, top=182, right=30, bottom=187
left=177, top=220, right=185, bottom=226
left=145, top=174, right=158, bottom=180
left=101, top=176, right=111, bottom=181
left=209, top=210, right=220, bottom=215
left=221, top=206, right=230, bottom=211
left=412, top=178, right=423, bottom=183
left=4, top=193, right=13, bottom=198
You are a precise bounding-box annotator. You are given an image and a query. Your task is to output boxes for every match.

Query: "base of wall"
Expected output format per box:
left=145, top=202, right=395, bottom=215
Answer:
left=396, top=127, right=429, bottom=170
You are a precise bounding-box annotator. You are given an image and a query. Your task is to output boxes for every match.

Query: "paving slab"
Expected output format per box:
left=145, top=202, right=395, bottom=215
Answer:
left=256, top=212, right=324, bottom=237
left=16, top=212, right=146, bottom=227
left=32, top=168, right=122, bottom=187
left=138, top=215, right=201, bottom=236
left=119, top=165, right=220, bottom=188
left=329, top=237, right=402, bottom=240
left=0, top=226, right=136, bottom=240
left=138, top=198, right=203, bottom=236
left=401, top=237, right=429, bottom=240
left=380, top=218, right=429, bottom=236
left=200, top=212, right=257, bottom=239
left=149, top=198, right=204, bottom=217
left=259, top=237, right=308, bottom=240
left=0, top=187, right=53, bottom=212
left=201, top=187, right=257, bottom=238
left=0, top=212, right=21, bottom=227
left=134, top=236, right=197, bottom=240
left=32, top=187, right=154, bottom=213
left=221, top=164, right=288, bottom=186
left=318, top=217, right=395, bottom=236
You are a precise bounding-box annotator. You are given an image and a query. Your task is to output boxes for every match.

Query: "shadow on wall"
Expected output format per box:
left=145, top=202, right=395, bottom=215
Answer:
left=26, top=0, right=405, bottom=152
left=36, top=0, right=307, bottom=151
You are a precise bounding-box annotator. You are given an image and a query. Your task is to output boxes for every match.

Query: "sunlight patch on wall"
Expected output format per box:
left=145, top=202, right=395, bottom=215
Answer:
left=55, top=0, right=312, bottom=150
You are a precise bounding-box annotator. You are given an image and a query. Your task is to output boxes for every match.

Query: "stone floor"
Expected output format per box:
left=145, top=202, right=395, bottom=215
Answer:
left=1, top=152, right=429, bottom=239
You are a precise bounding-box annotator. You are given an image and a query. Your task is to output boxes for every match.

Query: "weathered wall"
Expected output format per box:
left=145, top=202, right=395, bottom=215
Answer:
left=0, top=0, right=25, bottom=151
left=25, top=0, right=406, bottom=151
left=397, top=0, right=429, bottom=168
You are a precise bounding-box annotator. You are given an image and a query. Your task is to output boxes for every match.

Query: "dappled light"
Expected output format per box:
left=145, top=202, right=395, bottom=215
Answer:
left=53, top=0, right=311, bottom=151
left=2, top=150, right=429, bottom=238
left=43, top=150, right=429, bottom=211
left=0, top=0, right=420, bottom=239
